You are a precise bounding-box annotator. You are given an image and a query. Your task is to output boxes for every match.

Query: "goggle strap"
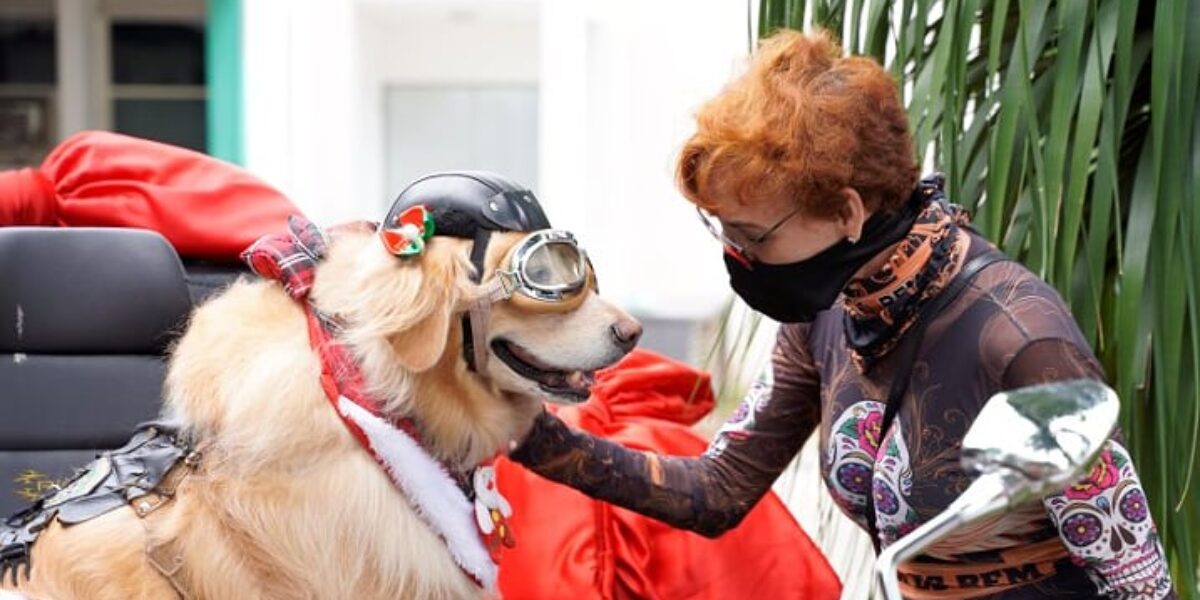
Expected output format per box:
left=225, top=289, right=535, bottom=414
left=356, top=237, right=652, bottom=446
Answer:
left=462, top=276, right=513, bottom=373
left=468, top=307, right=491, bottom=372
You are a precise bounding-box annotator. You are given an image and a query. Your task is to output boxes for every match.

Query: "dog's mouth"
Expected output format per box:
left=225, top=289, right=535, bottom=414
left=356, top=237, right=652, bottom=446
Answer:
left=491, top=339, right=597, bottom=402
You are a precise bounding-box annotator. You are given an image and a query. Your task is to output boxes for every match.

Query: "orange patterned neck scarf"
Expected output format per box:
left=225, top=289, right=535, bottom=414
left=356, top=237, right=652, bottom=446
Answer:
left=842, top=177, right=972, bottom=369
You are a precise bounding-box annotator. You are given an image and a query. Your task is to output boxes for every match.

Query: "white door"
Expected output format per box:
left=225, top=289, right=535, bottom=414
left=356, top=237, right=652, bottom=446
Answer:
left=383, top=85, right=539, bottom=207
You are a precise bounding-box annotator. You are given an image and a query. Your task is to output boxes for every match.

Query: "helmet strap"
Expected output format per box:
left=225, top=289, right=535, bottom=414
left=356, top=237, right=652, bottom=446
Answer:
left=462, top=228, right=493, bottom=372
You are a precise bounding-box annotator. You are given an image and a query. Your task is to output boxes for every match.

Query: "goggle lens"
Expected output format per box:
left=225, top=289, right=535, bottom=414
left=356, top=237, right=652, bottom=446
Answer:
left=523, top=241, right=585, bottom=289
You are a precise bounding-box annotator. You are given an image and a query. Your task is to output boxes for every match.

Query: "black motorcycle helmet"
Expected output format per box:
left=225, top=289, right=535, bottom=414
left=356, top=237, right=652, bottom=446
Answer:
left=386, top=171, right=551, bottom=371
left=387, top=171, right=550, bottom=249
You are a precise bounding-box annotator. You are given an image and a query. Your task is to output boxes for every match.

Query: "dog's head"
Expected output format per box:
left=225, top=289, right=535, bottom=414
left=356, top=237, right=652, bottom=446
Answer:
left=478, top=231, right=641, bottom=404
left=309, top=222, right=640, bottom=460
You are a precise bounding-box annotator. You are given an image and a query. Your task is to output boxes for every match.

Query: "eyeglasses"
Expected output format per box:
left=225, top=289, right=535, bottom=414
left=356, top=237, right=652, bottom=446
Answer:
left=695, top=204, right=803, bottom=265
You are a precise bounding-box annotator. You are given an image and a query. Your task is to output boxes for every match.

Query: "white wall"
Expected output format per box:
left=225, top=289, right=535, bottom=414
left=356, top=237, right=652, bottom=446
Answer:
left=356, top=1, right=539, bottom=214
left=242, top=0, right=360, bottom=226
left=539, top=0, right=749, bottom=320
left=242, top=0, right=538, bottom=227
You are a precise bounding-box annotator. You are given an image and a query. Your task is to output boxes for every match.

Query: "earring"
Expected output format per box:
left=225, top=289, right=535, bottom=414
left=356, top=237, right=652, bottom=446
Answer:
left=848, top=235, right=859, bottom=244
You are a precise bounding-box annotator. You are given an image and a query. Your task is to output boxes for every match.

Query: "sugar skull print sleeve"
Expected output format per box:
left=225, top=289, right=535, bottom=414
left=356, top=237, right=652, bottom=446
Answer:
left=1002, top=339, right=1176, bottom=599
left=510, top=324, right=821, bottom=537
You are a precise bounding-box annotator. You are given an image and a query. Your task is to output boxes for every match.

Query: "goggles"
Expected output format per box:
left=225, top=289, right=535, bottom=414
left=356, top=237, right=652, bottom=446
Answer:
left=464, top=229, right=594, bottom=370
left=489, top=229, right=593, bottom=303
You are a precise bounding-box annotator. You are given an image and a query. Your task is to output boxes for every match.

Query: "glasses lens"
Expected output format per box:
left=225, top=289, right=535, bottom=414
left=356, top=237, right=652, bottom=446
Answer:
left=696, top=207, right=723, bottom=237
left=524, top=242, right=585, bottom=289
left=696, top=207, right=739, bottom=249
left=696, top=207, right=746, bottom=254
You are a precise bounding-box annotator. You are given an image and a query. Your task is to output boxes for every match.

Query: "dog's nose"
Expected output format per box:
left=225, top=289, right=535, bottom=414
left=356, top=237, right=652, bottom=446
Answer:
left=610, top=318, right=643, bottom=351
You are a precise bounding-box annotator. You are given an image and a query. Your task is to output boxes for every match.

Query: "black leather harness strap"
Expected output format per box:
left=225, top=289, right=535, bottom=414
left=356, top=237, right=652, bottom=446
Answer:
left=864, top=249, right=1009, bottom=554
left=136, top=446, right=205, bottom=600
left=0, top=423, right=197, bottom=591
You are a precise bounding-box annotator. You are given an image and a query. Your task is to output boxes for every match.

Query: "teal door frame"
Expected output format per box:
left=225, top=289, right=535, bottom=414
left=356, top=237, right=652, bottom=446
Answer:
left=206, top=0, right=243, bottom=164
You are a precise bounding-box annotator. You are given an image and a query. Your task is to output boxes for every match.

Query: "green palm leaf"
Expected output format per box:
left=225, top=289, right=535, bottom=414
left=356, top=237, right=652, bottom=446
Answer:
left=754, top=0, right=1200, bottom=593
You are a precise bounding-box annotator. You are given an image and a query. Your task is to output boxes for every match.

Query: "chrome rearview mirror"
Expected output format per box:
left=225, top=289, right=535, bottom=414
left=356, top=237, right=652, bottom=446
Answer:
left=960, top=379, right=1120, bottom=497
left=873, top=379, right=1120, bottom=600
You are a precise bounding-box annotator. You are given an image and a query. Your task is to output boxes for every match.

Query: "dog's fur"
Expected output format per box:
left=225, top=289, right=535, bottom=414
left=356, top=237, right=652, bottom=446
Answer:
left=4, top=228, right=638, bottom=599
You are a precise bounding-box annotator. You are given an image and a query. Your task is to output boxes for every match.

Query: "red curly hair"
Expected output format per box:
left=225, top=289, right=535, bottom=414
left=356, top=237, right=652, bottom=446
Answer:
left=677, top=29, right=919, bottom=218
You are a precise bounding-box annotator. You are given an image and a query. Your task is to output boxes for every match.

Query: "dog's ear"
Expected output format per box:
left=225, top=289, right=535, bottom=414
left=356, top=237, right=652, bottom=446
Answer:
left=317, top=235, right=464, bottom=374
left=387, top=290, right=454, bottom=372
left=381, top=244, right=466, bottom=373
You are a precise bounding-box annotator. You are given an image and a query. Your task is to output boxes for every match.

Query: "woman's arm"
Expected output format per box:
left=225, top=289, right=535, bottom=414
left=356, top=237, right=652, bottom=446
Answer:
left=511, top=324, right=821, bottom=538
left=1002, top=339, right=1176, bottom=599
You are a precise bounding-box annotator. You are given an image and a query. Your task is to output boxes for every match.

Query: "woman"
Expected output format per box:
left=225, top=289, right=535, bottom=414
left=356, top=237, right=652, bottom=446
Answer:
left=511, top=30, right=1176, bottom=599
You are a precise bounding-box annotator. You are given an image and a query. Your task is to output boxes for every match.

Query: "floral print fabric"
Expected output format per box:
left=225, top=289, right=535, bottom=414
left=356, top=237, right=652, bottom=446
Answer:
left=1044, top=442, right=1174, bottom=599
left=824, top=401, right=921, bottom=546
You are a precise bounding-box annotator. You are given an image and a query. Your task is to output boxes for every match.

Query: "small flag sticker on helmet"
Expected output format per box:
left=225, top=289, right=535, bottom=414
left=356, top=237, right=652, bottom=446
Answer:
left=381, top=205, right=436, bottom=257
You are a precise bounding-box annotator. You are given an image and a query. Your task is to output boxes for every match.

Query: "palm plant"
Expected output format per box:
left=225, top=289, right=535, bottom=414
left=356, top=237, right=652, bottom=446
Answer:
left=752, top=0, right=1199, bottom=593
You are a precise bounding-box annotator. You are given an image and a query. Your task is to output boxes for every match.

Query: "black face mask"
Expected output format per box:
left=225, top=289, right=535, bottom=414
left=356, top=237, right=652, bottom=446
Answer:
left=724, top=203, right=921, bottom=323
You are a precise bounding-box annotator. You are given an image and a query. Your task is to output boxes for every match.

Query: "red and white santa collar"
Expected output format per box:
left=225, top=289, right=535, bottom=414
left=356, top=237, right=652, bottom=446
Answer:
left=242, top=214, right=515, bottom=592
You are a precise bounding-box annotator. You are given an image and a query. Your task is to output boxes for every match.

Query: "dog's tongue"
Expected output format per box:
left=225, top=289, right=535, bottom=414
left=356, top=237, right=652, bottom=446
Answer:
left=566, top=370, right=596, bottom=389
left=543, top=370, right=596, bottom=394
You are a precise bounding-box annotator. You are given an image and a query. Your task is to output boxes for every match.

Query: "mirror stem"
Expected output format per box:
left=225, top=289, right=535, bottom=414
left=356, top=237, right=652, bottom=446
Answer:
left=873, top=471, right=1011, bottom=599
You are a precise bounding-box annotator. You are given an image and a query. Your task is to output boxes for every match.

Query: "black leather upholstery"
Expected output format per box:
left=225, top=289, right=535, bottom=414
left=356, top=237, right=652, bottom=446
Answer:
left=0, top=228, right=192, bottom=354
left=0, top=355, right=167, bottom=450
left=0, top=227, right=245, bottom=516
left=182, top=260, right=249, bottom=304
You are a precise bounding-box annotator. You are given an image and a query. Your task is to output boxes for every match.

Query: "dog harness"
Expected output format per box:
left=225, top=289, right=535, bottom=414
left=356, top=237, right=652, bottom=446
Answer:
left=0, top=423, right=201, bottom=593
left=242, top=215, right=515, bottom=592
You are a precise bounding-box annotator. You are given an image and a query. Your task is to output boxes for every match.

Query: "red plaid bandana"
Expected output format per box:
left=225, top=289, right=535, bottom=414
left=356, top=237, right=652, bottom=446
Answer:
left=240, top=215, right=427, bottom=442
left=241, top=215, right=329, bottom=300
left=240, top=216, right=510, bottom=590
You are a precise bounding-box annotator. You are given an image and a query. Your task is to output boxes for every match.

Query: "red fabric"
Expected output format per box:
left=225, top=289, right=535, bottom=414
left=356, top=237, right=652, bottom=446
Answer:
left=495, top=349, right=841, bottom=600
left=0, top=130, right=298, bottom=261
left=241, top=215, right=329, bottom=301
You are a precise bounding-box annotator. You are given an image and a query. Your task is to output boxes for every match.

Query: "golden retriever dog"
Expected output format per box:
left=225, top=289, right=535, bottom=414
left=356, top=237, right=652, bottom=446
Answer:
left=3, top=225, right=640, bottom=599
